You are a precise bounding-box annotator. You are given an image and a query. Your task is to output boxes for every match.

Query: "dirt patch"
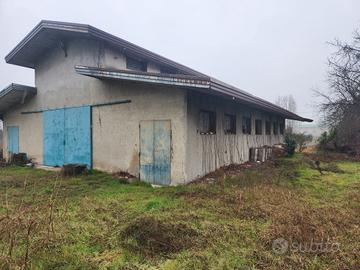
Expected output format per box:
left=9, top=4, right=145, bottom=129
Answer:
left=193, top=158, right=288, bottom=185
left=194, top=162, right=258, bottom=183
left=61, top=164, right=87, bottom=177
left=121, top=216, right=201, bottom=257
left=176, top=159, right=299, bottom=204
left=113, top=171, right=137, bottom=179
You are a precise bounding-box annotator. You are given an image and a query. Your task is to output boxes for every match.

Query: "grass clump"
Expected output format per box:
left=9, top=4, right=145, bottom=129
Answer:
left=121, top=216, right=201, bottom=257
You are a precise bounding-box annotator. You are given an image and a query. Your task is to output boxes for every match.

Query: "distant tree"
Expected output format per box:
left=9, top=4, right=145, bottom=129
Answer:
left=316, top=30, right=360, bottom=153
left=275, top=95, right=297, bottom=112
left=275, top=95, right=297, bottom=132
left=292, top=133, right=313, bottom=152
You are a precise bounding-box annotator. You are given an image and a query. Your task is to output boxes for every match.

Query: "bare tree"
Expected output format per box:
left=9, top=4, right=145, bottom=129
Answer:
left=316, top=30, right=360, bottom=153
left=275, top=94, right=297, bottom=132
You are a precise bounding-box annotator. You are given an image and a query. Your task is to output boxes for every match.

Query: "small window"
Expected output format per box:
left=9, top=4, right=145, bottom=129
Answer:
left=199, top=111, right=216, bottom=134
left=224, top=114, right=236, bottom=134
left=160, top=66, right=177, bottom=74
left=265, top=121, right=271, bottom=135
left=279, top=123, right=285, bottom=135
left=255, top=119, right=262, bottom=135
left=242, top=117, right=251, bottom=134
left=126, top=56, right=147, bottom=72
left=273, top=122, right=279, bottom=135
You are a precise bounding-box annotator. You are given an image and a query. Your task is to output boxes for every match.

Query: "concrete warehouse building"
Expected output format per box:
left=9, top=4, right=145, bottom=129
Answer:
left=0, top=20, right=312, bottom=185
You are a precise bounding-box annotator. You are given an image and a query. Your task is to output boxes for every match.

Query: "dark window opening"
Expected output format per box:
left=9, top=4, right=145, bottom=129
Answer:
left=199, top=111, right=216, bottom=134
left=242, top=117, right=251, bottom=134
left=126, top=56, right=147, bottom=72
left=224, top=114, right=236, bottom=134
left=255, top=119, right=263, bottom=135
left=273, top=122, right=279, bottom=135
left=265, top=121, right=271, bottom=135
left=160, top=66, right=177, bottom=74
left=279, top=123, right=285, bottom=135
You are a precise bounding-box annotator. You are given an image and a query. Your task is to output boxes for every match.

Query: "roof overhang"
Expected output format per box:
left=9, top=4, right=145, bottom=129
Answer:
left=75, top=65, right=313, bottom=122
left=75, top=65, right=211, bottom=89
left=5, top=20, right=203, bottom=76
left=0, top=84, right=37, bottom=119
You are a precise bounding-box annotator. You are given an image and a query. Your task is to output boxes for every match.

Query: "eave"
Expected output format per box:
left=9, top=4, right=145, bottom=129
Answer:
left=0, top=84, right=37, bottom=119
left=75, top=65, right=313, bottom=122
left=5, top=20, right=204, bottom=76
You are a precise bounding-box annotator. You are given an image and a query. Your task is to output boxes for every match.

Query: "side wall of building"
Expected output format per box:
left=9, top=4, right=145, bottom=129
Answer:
left=185, top=91, right=284, bottom=181
left=3, top=107, right=43, bottom=163
left=3, top=39, right=187, bottom=184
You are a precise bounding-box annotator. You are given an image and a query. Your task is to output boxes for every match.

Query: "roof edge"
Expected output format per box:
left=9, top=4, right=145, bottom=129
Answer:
left=210, top=80, right=312, bottom=122
left=0, top=83, right=37, bottom=98
left=75, top=65, right=211, bottom=89
left=75, top=65, right=313, bottom=122
left=5, top=20, right=91, bottom=65
left=5, top=20, right=205, bottom=76
left=4, top=20, right=312, bottom=123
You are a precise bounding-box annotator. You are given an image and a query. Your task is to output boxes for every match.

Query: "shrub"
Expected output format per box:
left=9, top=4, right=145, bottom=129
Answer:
left=284, top=134, right=297, bottom=156
left=317, top=129, right=337, bottom=150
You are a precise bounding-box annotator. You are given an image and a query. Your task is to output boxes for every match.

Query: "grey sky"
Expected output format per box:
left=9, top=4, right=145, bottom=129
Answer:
left=0, top=0, right=359, bottom=123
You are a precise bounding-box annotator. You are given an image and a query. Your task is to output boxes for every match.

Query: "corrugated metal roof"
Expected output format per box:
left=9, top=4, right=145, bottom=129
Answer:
left=0, top=84, right=37, bottom=118
left=75, top=65, right=312, bottom=122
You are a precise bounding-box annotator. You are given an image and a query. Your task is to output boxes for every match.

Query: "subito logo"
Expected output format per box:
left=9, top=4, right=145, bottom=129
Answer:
left=272, top=238, right=289, bottom=255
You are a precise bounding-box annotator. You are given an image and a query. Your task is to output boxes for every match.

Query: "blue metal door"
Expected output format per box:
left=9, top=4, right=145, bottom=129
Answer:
left=43, top=106, right=91, bottom=167
left=140, top=120, right=171, bottom=185
left=7, top=126, right=19, bottom=155
left=64, top=106, right=91, bottom=167
left=43, top=109, right=65, bottom=166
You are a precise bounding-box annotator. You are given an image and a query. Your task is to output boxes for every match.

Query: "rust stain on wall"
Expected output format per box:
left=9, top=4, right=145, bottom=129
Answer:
left=128, top=146, right=139, bottom=175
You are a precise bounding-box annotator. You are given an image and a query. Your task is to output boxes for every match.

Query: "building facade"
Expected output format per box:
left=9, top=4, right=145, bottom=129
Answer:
left=0, top=21, right=312, bottom=185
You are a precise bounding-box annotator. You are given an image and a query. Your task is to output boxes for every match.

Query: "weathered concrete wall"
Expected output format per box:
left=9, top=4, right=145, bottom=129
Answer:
left=185, top=91, right=284, bottom=181
left=3, top=106, right=43, bottom=162
left=91, top=81, right=187, bottom=183
left=3, top=38, right=187, bottom=184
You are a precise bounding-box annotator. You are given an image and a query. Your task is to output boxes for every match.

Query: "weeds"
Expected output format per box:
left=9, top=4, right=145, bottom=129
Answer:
left=0, top=155, right=359, bottom=269
left=0, top=178, right=61, bottom=269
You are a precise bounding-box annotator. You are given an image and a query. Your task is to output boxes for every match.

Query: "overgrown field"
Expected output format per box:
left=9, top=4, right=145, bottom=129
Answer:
left=0, top=154, right=359, bottom=269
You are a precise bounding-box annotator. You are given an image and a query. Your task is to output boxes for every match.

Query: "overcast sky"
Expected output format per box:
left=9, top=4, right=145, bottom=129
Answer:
left=0, top=0, right=359, bottom=124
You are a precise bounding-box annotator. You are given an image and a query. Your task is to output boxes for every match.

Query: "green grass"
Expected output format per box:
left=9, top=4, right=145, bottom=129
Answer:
left=0, top=154, right=359, bottom=269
